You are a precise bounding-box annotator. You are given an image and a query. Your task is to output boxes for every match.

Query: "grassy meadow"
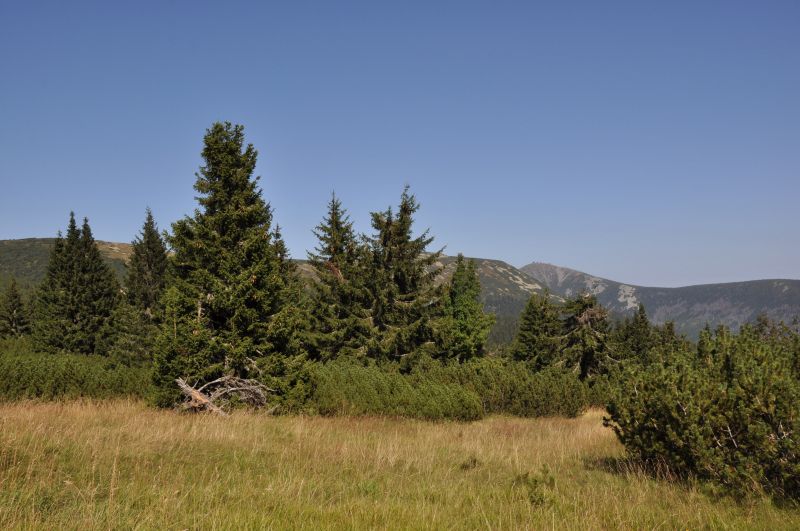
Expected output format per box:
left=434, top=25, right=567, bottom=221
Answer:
left=0, top=401, right=800, bottom=529
left=0, top=401, right=797, bottom=530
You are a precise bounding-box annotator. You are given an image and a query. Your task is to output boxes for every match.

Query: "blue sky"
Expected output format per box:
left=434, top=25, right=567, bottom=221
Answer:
left=1, top=1, right=798, bottom=287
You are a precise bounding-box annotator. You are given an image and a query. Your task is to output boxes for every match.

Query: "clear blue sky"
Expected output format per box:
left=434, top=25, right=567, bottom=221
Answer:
left=1, top=1, right=798, bottom=287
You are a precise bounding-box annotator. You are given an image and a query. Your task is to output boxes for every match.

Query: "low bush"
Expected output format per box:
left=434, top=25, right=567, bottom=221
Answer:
left=310, top=356, right=589, bottom=421
left=311, top=359, right=483, bottom=421
left=0, top=338, right=152, bottom=401
left=605, top=325, right=800, bottom=500
left=415, top=356, right=589, bottom=418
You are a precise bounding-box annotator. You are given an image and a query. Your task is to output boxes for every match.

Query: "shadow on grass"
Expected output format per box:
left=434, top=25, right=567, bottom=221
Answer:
left=583, top=455, right=800, bottom=509
left=583, top=455, right=682, bottom=484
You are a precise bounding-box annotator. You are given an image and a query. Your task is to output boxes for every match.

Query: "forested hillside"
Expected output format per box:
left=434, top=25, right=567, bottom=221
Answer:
left=0, top=238, right=130, bottom=291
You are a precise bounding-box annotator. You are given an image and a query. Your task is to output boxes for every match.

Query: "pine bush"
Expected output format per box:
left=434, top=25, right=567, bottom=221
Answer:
left=605, top=324, right=800, bottom=500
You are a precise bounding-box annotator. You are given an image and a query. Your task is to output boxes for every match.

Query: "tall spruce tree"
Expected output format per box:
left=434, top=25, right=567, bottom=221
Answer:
left=562, top=294, right=610, bottom=379
left=153, top=122, right=307, bottom=405
left=31, top=220, right=73, bottom=351
left=308, top=193, right=372, bottom=360
left=32, top=213, right=119, bottom=354
left=75, top=217, right=121, bottom=353
left=365, top=186, right=444, bottom=361
left=511, top=289, right=562, bottom=369
left=435, top=254, right=494, bottom=361
left=126, top=208, right=168, bottom=319
left=0, top=278, right=30, bottom=338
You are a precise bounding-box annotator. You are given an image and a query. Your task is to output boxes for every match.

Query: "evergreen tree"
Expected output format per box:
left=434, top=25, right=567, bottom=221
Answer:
left=436, top=254, right=494, bottom=362
left=126, top=208, right=168, bottom=319
left=612, top=303, right=656, bottom=363
left=655, top=320, right=688, bottom=352
left=0, top=278, right=30, bottom=337
left=75, top=217, right=120, bottom=353
left=365, top=186, right=444, bottom=361
left=696, top=323, right=717, bottom=368
left=153, top=122, right=307, bottom=405
left=98, top=299, right=157, bottom=366
left=31, top=221, right=72, bottom=351
left=510, top=290, right=562, bottom=369
left=562, top=294, right=610, bottom=380
left=32, top=213, right=119, bottom=354
left=307, top=193, right=372, bottom=360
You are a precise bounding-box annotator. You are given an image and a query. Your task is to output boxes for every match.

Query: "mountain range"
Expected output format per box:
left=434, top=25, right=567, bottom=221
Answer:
left=521, top=262, right=800, bottom=339
left=2, top=238, right=798, bottom=342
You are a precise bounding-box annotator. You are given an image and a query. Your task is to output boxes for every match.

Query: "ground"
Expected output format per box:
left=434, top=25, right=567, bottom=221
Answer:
left=0, top=401, right=796, bottom=530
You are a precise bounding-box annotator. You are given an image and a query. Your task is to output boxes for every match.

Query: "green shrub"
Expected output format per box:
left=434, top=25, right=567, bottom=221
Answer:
left=311, top=359, right=483, bottom=421
left=605, top=325, right=800, bottom=500
left=0, top=338, right=151, bottom=401
left=410, top=356, right=589, bottom=418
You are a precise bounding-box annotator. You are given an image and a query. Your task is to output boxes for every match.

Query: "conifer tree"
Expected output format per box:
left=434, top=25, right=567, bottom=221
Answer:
left=126, top=208, right=168, bottom=319
left=696, top=323, right=715, bottom=365
left=75, top=217, right=120, bottom=353
left=32, top=213, right=119, bottom=354
left=436, top=254, right=494, bottom=361
left=654, top=320, right=689, bottom=352
left=612, top=303, right=655, bottom=362
left=98, top=299, right=157, bottom=366
left=562, top=294, right=610, bottom=379
left=511, top=289, right=562, bottom=369
left=31, top=221, right=73, bottom=351
left=365, top=186, right=444, bottom=360
left=153, top=122, right=307, bottom=405
left=308, top=193, right=372, bottom=360
left=0, top=278, right=30, bottom=338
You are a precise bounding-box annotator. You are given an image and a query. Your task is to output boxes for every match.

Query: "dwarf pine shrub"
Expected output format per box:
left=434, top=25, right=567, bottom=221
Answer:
left=311, top=359, right=483, bottom=421
left=0, top=338, right=151, bottom=400
left=605, top=324, right=800, bottom=500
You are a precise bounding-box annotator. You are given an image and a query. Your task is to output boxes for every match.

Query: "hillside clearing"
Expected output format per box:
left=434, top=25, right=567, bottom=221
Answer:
left=0, top=402, right=797, bottom=529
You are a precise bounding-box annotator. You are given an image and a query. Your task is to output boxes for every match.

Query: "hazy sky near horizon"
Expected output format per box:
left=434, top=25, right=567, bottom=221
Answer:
left=1, top=1, right=798, bottom=287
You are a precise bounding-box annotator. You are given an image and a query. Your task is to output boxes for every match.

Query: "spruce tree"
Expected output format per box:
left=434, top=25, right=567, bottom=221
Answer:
left=364, top=186, right=444, bottom=361
left=126, top=208, right=168, bottom=319
left=436, top=254, right=494, bottom=362
left=31, top=221, right=73, bottom=351
left=153, top=122, right=307, bottom=405
left=612, top=303, right=655, bottom=363
left=308, top=193, right=372, bottom=360
left=0, top=278, right=30, bottom=338
left=75, top=217, right=120, bottom=353
left=32, top=213, right=119, bottom=354
left=562, top=294, right=610, bottom=379
left=98, top=299, right=157, bottom=366
left=511, top=289, right=562, bottom=369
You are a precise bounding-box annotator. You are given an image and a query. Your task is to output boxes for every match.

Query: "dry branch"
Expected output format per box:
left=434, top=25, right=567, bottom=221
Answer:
left=176, top=375, right=276, bottom=416
left=175, top=377, right=228, bottom=416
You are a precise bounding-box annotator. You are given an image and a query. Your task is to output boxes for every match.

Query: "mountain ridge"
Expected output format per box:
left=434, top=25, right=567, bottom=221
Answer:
left=520, top=262, right=800, bottom=338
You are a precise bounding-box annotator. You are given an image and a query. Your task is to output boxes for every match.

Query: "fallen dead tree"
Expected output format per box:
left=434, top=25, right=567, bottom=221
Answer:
left=175, top=375, right=276, bottom=416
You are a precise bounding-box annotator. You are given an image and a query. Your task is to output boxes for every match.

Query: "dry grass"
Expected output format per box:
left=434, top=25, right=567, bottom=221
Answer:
left=0, top=401, right=797, bottom=530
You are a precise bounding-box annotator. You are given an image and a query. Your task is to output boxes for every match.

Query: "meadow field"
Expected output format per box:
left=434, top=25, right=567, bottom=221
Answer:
left=0, top=401, right=797, bottom=530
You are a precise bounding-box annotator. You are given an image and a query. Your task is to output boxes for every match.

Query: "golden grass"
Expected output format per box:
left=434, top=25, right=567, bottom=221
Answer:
left=0, top=401, right=796, bottom=530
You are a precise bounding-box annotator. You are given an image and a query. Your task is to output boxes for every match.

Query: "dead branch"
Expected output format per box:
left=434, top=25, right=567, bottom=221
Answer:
left=176, top=375, right=276, bottom=416
left=175, top=377, right=228, bottom=417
